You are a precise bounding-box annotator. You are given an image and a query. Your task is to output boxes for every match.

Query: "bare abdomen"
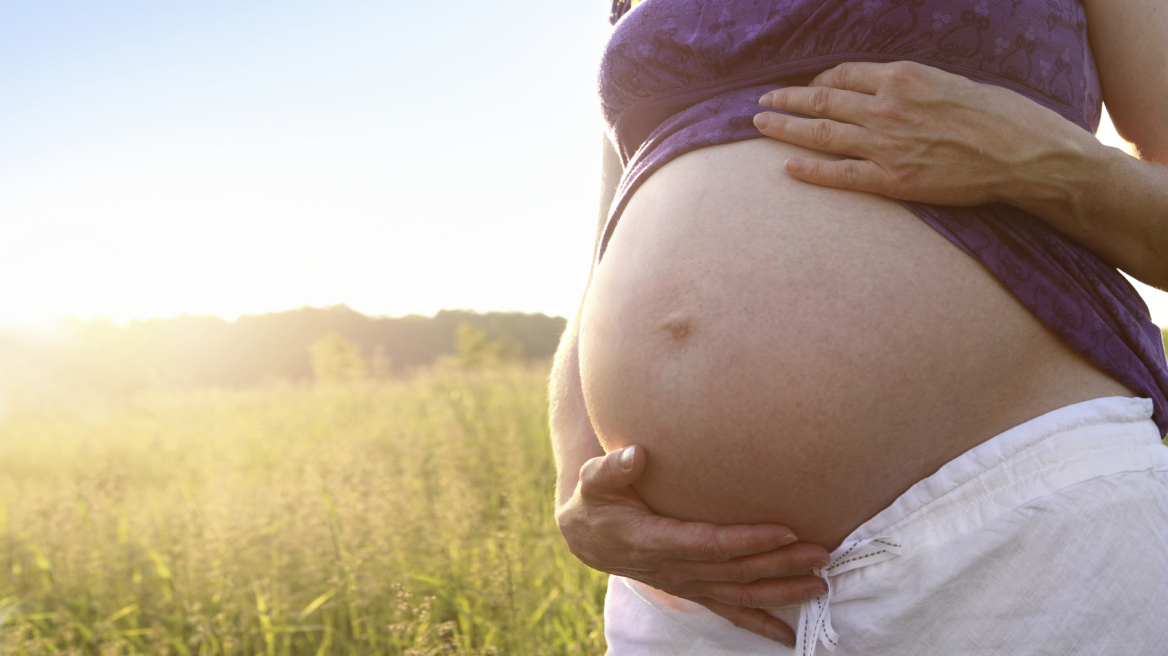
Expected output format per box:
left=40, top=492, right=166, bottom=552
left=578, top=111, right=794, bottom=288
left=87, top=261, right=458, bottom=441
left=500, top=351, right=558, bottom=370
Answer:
left=578, top=139, right=1130, bottom=549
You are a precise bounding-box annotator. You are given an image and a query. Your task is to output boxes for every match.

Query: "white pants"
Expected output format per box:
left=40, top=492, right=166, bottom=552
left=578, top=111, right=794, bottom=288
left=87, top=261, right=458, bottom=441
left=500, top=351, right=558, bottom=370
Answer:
left=604, top=397, right=1168, bottom=655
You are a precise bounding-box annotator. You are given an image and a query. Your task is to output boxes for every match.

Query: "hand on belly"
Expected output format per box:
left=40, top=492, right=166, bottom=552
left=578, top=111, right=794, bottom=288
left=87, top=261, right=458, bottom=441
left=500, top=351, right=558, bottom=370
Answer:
left=579, top=139, right=1132, bottom=549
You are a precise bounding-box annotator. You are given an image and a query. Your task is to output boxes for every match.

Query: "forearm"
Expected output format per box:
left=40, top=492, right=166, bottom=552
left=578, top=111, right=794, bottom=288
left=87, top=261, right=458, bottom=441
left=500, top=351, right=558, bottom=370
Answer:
left=755, top=58, right=1168, bottom=289
left=1007, top=129, right=1168, bottom=289
left=549, top=303, right=605, bottom=510
left=548, top=135, right=624, bottom=509
left=1003, top=0, right=1168, bottom=288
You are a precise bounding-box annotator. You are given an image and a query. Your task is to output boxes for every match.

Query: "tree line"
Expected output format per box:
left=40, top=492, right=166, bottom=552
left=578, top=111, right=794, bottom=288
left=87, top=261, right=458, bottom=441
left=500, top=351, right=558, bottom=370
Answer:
left=0, top=306, right=567, bottom=400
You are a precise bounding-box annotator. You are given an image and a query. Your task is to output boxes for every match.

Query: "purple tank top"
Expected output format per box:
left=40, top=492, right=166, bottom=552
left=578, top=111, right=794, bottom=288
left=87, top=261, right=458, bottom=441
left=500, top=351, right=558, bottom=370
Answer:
left=599, top=0, right=1168, bottom=435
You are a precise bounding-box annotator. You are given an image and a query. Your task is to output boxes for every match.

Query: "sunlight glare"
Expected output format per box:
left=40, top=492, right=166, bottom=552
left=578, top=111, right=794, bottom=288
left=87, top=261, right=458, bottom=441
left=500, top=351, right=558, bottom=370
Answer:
left=1098, top=105, right=1168, bottom=325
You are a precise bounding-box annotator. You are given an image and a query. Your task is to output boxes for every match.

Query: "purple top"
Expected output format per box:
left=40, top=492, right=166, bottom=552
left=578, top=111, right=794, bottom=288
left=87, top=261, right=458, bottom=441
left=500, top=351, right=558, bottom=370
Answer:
left=599, top=0, right=1168, bottom=435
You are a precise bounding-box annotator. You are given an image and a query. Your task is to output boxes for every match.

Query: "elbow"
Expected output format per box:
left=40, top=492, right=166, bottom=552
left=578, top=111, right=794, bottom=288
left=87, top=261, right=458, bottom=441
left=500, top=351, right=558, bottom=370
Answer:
left=1130, top=141, right=1168, bottom=167
left=1119, top=243, right=1168, bottom=294
left=1109, top=119, right=1168, bottom=166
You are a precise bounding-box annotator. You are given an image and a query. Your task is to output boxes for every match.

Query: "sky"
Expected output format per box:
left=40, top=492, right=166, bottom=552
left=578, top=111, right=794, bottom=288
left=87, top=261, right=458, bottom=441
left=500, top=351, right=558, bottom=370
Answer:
left=2, top=1, right=1165, bottom=326
left=0, top=0, right=610, bottom=325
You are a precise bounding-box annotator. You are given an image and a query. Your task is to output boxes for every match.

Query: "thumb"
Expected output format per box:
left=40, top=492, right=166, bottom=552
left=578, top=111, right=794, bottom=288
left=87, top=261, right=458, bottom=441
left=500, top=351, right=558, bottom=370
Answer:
left=579, top=445, right=646, bottom=497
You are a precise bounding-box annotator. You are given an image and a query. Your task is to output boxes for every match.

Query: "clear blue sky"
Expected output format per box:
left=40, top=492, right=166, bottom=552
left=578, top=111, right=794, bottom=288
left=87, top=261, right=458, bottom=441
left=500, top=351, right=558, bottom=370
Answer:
left=2, top=1, right=1164, bottom=325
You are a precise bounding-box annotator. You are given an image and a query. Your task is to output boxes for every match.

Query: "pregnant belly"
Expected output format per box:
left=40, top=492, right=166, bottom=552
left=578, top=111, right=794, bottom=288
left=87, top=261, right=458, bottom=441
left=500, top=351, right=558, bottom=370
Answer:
left=578, top=139, right=1131, bottom=549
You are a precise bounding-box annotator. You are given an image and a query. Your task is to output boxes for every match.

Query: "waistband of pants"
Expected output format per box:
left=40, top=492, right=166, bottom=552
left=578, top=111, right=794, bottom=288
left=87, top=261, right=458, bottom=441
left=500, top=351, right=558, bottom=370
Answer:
left=828, top=395, right=1162, bottom=597
left=606, top=396, right=1166, bottom=655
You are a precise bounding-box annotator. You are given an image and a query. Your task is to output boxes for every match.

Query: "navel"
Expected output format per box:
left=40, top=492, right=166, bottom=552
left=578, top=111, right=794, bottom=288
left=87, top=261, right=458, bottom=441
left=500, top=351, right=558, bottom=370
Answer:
left=659, top=312, right=695, bottom=343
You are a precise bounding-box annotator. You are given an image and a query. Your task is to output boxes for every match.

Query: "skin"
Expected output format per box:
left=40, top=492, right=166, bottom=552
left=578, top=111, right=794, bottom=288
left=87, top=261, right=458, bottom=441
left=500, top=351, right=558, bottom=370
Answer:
left=754, top=0, right=1168, bottom=288
left=552, top=0, right=1167, bottom=645
left=578, top=134, right=1127, bottom=536
left=550, top=142, right=829, bottom=646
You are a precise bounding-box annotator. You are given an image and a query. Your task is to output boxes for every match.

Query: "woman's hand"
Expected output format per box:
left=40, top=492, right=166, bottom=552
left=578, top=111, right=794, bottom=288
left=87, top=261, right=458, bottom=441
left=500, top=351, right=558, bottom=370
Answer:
left=556, top=444, right=830, bottom=647
left=752, top=60, right=1091, bottom=210
left=751, top=59, right=1168, bottom=289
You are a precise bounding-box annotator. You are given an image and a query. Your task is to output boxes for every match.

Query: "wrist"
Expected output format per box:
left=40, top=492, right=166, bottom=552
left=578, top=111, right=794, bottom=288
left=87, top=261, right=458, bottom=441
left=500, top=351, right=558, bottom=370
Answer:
left=555, top=468, right=582, bottom=514
left=1067, top=140, right=1128, bottom=242
left=1013, top=135, right=1154, bottom=278
left=1007, top=127, right=1107, bottom=236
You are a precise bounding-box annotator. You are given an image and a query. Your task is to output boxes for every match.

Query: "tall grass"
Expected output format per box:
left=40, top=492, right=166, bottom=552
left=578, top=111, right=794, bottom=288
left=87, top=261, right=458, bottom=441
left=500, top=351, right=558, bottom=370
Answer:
left=0, top=364, right=607, bottom=655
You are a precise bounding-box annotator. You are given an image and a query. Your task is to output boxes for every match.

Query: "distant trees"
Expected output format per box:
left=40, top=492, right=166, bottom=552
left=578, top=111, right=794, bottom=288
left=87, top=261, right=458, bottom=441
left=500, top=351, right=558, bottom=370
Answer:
left=0, top=307, right=567, bottom=398
left=454, top=322, right=523, bottom=368
left=310, top=332, right=369, bottom=383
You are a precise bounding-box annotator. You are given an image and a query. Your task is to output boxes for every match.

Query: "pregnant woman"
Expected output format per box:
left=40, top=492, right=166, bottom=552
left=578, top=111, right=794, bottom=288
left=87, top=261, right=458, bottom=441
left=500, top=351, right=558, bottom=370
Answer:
left=552, top=0, right=1168, bottom=653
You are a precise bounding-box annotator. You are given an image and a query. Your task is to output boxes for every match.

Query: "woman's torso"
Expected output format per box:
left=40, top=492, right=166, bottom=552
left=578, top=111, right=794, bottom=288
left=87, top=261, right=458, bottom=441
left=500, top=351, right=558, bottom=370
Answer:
left=578, top=0, right=1131, bottom=549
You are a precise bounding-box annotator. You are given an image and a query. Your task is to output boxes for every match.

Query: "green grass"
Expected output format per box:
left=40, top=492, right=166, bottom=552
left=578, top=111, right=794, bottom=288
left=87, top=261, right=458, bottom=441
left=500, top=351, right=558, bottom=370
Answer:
left=0, top=364, right=607, bottom=655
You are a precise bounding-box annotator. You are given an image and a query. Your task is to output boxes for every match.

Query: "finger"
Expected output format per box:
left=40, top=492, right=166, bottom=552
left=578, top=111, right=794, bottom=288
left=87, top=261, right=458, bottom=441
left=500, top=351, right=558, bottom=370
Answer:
left=675, top=542, right=831, bottom=583
left=686, top=597, right=796, bottom=647
left=637, top=516, right=798, bottom=562
left=758, top=86, right=874, bottom=125
left=784, top=157, right=897, bottom=196
left=809, top=61, right=893, bottom=93
left=753, top=112, right=872, bottom=158
left=679, top=574, right=828, bottom=610
left=578, top=445, right=645, bottom=497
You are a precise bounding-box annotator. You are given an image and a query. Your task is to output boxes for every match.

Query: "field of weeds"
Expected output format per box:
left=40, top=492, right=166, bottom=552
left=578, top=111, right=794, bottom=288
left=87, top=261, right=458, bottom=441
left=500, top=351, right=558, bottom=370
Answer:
left=0, top=364, right=607, bottom=655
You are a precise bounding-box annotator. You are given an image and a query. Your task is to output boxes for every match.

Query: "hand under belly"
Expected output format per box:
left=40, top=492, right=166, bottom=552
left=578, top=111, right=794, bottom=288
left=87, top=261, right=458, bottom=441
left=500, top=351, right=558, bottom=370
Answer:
left=578, top=139, right=1131, bottom=549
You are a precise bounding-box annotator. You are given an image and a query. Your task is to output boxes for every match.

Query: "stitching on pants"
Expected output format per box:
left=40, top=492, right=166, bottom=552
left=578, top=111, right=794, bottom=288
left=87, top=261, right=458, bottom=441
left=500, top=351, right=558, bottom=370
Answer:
left=801, top=604, right=811, bottom=656
left=833, top=542, right=859, bottom=565
left=827, top=547, right=900, bottom=573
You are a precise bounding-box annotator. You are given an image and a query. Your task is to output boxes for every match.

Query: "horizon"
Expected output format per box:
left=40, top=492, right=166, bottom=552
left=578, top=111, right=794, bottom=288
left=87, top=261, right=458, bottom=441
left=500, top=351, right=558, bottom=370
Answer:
left=0, top=305, right=572, bottom=347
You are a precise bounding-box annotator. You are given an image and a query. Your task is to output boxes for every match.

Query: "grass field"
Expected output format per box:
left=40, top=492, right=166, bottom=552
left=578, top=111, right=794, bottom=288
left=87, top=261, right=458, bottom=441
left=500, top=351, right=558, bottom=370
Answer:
left=0, top=364, right=608, bottom=655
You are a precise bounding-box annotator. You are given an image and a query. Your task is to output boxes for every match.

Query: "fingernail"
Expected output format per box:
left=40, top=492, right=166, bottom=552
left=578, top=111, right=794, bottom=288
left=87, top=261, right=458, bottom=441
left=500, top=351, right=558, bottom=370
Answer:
left=779, top=533, right=798, bottom=546
left=758, top=92, right=773, bottom=107
left=777, top=634, right=795, bottom=649
left=805, top=585, right=828, bottom=601
left=753, top=112, right=770, bottom=130
left=786, top=158, right=803, bottom=173
left=811, top=558, right=829, bottom=567
left=619, top=446, right=636, bottom=471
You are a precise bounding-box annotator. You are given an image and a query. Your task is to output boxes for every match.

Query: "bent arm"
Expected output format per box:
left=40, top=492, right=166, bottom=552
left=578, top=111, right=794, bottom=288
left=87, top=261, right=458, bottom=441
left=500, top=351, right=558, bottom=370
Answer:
left=550, top=135, right=622, bottom=508
left=550, top=303, right=605, bottom=509
left=1088, top=0, right=1168, bottom=163
left=752, top=0, right=1168, bottom=288
left=1052, top=137, right=1168, bottom=289
left=1012, top=0, right=1168, bottom=287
